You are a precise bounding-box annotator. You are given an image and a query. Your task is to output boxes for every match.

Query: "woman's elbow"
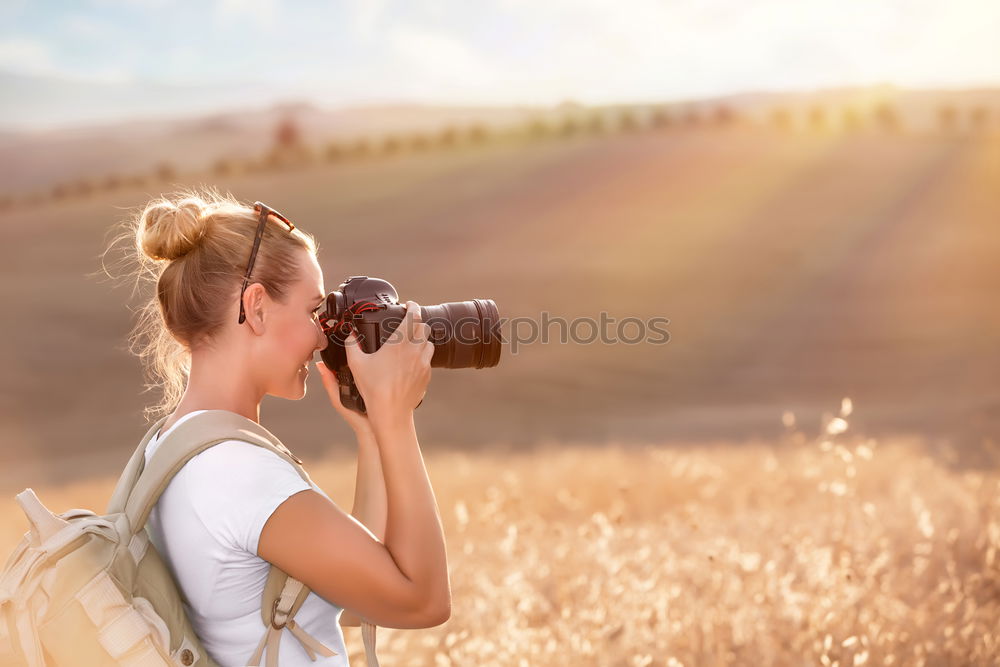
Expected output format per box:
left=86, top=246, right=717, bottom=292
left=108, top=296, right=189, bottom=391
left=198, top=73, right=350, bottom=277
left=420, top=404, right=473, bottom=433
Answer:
left=413, top=584, right=451, bottom=627
left=422, top=597, right=451, bottom=627
left=382, top=585, right=451, bottom=629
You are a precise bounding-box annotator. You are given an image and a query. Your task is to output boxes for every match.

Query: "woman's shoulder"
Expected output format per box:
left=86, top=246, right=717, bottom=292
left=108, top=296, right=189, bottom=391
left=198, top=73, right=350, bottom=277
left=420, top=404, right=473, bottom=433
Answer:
left=177, top=441, right=311, bottom=508
left=187, top=439, right=302, bottom=476
left=170, top=439, right=315, bottom=555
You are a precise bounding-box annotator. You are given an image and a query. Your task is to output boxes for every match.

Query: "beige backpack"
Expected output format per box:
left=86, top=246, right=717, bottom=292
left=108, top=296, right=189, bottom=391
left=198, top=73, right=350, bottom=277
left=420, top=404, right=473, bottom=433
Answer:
left=0, top=410, right=379, bottom=667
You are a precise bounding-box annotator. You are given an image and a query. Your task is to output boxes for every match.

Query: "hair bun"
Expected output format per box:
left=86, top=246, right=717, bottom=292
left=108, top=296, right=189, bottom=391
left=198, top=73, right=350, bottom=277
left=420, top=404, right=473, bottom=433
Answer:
left=138, top=198, right=210, bottom=261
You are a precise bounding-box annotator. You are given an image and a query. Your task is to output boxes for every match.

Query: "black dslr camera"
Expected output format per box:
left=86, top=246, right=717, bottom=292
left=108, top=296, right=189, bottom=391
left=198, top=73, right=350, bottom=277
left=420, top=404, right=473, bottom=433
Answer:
left=318, top=276, right=502, bottom=414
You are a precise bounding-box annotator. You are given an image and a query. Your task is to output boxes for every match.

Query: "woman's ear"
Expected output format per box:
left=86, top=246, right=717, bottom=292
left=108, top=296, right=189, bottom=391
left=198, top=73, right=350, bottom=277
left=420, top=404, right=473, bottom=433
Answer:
left=242, top=283, right=268, bottom=334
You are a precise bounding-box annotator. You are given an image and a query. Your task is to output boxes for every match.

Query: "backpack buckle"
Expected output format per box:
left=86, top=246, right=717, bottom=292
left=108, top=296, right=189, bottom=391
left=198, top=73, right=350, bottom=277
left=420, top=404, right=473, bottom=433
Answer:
left=270, top=598, right=288, bottom=629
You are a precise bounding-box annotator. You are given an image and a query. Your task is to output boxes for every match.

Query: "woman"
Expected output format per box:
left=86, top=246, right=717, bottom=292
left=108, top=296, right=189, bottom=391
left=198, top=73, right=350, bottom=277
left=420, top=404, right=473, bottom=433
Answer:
left=121, top=187, right=450, bottom=666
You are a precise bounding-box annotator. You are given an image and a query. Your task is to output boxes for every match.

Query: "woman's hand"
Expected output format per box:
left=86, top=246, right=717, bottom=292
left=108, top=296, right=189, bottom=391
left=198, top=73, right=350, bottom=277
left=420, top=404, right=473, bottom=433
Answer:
left=315, top=360, right=376, bottom=441
left=344, top=301, right=434, bottom=425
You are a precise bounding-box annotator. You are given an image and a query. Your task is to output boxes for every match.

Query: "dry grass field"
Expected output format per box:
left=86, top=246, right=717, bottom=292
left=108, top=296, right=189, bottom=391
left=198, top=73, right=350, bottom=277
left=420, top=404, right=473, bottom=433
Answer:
left=2, top=405, right=997, bottom=666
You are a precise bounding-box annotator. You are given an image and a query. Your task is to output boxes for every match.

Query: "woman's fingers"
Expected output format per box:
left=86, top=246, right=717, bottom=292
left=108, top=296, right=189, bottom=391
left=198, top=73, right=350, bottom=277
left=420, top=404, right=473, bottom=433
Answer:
left=314, top=358, right=341, bottom=401
left=316, top=359, right=341, bottom=392
left=403, top=301, right=418, bottom=342
left=402, top=303, right=433, bottom=365
left=344, top=330, right=364, bottom=364
left=402, top=301, right=430, bottom=344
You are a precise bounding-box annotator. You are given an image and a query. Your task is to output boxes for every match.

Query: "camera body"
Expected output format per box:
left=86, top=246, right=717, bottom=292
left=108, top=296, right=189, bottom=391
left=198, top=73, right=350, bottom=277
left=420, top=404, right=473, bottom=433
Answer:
left=318, top=276, right=501, bottom=414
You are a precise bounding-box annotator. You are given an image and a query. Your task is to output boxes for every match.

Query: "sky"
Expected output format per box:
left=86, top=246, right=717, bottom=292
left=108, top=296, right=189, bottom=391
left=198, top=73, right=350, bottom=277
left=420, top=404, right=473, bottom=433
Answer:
left=1, top=0, right=999, bottom=112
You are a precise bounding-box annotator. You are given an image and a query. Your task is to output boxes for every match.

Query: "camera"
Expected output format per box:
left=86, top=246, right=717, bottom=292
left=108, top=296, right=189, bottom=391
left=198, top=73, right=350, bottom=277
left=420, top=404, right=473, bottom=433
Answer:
left=317, top=276, right=502, bottom=414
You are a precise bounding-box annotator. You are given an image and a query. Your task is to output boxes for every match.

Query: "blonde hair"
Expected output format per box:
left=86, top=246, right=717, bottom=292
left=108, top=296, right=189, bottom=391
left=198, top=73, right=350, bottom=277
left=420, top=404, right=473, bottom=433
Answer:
left=104, top=186, right=318, bottom=422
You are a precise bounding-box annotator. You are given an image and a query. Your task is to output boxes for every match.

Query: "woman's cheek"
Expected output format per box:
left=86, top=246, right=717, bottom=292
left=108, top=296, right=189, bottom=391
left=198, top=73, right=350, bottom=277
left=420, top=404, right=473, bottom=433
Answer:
left=302, top=318, right=320, bottom=351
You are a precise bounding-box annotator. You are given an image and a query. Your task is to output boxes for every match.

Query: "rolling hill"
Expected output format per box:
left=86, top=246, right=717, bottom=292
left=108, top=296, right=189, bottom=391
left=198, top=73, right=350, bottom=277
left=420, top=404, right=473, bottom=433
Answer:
left=0, top=119, right=998, bottom=488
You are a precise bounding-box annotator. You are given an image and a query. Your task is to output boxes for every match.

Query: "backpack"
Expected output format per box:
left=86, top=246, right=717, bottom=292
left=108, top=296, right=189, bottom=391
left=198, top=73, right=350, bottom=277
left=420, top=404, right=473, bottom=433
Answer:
left=0, top=410, right=380, bottom=667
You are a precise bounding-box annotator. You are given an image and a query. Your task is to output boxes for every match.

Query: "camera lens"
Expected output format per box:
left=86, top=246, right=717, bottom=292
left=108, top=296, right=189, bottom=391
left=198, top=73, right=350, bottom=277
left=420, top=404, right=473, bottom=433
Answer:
left=421, top=299, right=501, bottom=369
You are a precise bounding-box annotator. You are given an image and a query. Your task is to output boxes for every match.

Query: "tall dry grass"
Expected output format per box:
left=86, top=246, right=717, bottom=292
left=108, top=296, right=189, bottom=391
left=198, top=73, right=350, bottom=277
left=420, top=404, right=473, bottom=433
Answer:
left=2, top=404, right=998, bottom=665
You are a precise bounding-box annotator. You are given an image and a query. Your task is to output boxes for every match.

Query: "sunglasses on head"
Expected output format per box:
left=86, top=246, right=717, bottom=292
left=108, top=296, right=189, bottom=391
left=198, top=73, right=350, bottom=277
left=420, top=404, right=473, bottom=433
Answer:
left=237, top=201, right=296, bottom=324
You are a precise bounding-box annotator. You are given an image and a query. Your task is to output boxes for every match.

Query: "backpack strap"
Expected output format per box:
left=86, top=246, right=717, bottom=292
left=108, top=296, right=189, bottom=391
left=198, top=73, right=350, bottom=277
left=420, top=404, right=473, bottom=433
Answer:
left=105, top=415, right=170, bottom=516
left=120, top=410, right=380, bottom=667
left=123, top=410, right=314, bottom=532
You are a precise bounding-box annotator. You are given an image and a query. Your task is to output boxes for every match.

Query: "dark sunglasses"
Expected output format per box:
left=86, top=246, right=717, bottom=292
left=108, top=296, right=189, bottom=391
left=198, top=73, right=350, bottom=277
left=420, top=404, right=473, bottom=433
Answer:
left=238, top=201, right=296, bottom=324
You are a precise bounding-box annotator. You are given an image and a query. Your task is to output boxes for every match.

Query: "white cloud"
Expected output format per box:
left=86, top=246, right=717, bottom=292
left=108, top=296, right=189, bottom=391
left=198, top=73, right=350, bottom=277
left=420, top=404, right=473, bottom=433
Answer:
left=351, top=0, right=388, bottom=41
left=461, top=0, right=1000, bottom=102
left=78, top=66, right=136, bottom=84
left=215, top=0, right=278, bottom=27
left=7, top=0, right=1000, bottom=110
left=63, top=14, right=115, bottom=39
left=0, top=36, right=135, bottom=84
left=0, top=37, right=60, bottom=76
left=91, top=0, right=170, bottom=8
left=386, top=24, right=495, bottom=93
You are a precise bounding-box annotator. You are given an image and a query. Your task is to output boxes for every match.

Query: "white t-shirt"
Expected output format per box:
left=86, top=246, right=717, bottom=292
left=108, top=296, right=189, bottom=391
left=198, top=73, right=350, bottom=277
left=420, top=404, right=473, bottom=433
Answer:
left=144, top=410, right=349, bottom=667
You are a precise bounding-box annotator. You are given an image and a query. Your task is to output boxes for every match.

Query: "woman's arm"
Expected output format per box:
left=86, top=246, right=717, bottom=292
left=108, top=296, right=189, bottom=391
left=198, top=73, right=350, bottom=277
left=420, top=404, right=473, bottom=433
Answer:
left=350, top=432, right=388, bottom=540
left=340, top=304, right=449, bottom=623
left=319, top=369, right=389, bottom=541
left=340, top=431, right=388, bottom=627
left=292, top=303, right=446, bottom=628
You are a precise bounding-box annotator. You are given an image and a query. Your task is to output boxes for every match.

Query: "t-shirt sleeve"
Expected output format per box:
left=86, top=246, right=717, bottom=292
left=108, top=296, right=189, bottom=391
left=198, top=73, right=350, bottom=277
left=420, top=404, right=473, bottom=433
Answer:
left=180, top=440, right=314, bottom=556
